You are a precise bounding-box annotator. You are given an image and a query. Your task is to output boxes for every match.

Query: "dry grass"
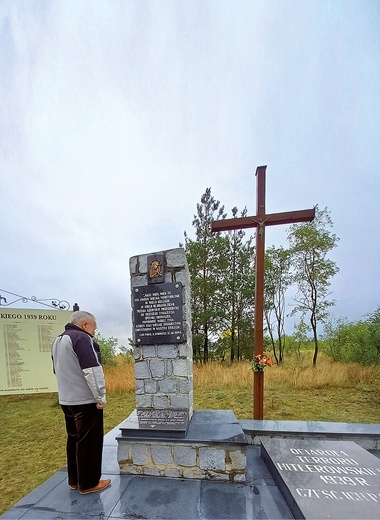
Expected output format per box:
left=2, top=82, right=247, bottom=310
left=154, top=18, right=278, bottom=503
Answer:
left=104, top=362, right=135, bottom=393
left=192, top=353, right=379, bottom=390
left=103, top=351, right=379, bottom=394
left=191, top=354, right=379, bottom=422
left=266, top=356, right=379, bottom=389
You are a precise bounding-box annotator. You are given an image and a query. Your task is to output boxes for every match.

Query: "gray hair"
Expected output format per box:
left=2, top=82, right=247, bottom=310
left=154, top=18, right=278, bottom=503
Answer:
left=71, top=311, right=96, bottom=325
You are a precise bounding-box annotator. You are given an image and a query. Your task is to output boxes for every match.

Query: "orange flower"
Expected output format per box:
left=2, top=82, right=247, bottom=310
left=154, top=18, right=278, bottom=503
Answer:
left=250, top=352, right=273, bottom=372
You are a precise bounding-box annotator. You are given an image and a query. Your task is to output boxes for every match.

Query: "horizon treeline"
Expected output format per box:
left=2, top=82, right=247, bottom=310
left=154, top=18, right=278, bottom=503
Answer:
left=181, top=188, right=379, bottom=367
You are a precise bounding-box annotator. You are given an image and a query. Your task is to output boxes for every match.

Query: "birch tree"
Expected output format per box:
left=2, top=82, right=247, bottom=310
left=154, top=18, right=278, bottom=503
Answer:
left=287, top=206, right=339, bottom=366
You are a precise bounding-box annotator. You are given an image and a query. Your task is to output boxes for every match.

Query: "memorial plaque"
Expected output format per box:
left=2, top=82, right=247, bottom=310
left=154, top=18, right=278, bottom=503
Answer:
left=137, top=409, right=189, bottom=431
left=133, top=282, right=184, bottom=345
left=261, top=438, right=380, bottom=519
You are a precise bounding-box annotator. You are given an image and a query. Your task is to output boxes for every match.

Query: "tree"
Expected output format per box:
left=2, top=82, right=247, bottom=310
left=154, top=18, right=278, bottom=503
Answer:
left=366, top=307, right=380, bottom=360
left=94, top=334, right=118, bottom=367
left=264, top=246, right=292, bottom=364
left=224, top=207, right=255, bottom=361
left=322, top=308, right=380, bottom=365
left=287, top=206, right=339, bottom=366
left=184, top=188, right=228, bottom=362
left=322, top=316, right=347, bottom=361
left=292, top=318, right=310, bottom=360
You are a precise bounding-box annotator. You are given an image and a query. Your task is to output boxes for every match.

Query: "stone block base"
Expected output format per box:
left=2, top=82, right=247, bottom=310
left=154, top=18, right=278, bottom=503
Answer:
left=117, top=409, right=248, bottom=483
left=117, top=439, right=247, bottom=482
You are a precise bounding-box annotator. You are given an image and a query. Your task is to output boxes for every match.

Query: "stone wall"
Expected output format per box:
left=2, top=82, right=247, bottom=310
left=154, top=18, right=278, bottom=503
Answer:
left=118, top=440, right=247, bottom=482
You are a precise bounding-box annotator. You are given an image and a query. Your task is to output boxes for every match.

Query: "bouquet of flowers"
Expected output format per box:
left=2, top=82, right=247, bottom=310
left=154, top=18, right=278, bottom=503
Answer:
left=250, top=353, right=273, bottom=373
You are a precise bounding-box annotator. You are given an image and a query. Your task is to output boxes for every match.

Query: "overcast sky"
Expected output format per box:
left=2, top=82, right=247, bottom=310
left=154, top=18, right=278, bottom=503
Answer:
left=1, top=0, right=379, bottom=347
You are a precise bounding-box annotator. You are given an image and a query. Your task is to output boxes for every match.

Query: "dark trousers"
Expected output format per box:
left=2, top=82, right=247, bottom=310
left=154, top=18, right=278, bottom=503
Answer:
left=61, top=403, right=104, bottom=490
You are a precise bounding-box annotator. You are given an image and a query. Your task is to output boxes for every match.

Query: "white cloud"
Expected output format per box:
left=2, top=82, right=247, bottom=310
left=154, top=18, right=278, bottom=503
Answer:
left=1, top=0, right=379, bottom=345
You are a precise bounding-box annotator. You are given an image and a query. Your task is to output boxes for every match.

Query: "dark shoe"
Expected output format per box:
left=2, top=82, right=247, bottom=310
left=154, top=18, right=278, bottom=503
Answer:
left=79, top=479, right=111, bottom=495
left=70, top=484, right=78, bottom=490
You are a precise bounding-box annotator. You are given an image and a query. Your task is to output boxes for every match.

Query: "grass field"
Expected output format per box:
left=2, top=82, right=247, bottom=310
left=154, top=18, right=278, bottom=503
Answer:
left=1, top=354, right=379, bottom=514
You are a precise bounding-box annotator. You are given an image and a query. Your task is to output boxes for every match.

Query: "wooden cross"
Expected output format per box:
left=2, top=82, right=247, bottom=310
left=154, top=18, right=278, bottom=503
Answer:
left=211, top=166, right=315, bottom=419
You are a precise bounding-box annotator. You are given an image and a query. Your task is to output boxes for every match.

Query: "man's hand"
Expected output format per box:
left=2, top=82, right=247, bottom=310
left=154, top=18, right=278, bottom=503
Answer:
left=96, top=403, right=104, bottom=409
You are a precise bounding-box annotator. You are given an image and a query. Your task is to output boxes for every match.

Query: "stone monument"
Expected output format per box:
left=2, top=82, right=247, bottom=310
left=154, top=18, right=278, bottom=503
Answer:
left=128, top=247, right=193, bottom=435
left=117, top=247, right=248, bottom=481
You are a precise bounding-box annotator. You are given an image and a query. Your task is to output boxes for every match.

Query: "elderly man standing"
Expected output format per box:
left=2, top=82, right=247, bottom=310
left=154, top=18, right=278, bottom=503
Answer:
left=51, top=310, right=111, bottom=494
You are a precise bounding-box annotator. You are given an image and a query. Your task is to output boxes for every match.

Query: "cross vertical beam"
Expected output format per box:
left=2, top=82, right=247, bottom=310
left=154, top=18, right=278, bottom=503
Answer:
left=211, top=165, right=315, bottom=419
left=253, top=166, right=266, bottom=419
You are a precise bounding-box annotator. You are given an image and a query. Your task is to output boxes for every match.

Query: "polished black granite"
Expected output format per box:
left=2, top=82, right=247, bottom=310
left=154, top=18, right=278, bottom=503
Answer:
left=118, top=409, right=248, bottom=444
left=261, top=438, right=380, bottom=519
left=241, top=419, right=380, bottom=437
left=2, top=419, right=379, bottom=520
left=2, top=420, right=291, bottom=520
left=118, top=409, right=189, bottom=439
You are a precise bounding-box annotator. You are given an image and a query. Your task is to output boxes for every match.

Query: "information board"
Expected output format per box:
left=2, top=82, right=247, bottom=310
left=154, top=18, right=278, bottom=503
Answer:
left=133, top=282, right=184, bottom=345
left=0, top=309, right=71, bottom=395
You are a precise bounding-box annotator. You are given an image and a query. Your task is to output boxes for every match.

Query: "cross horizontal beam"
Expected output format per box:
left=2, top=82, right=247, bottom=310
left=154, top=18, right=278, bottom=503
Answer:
left=211, top=208, right=315, bottom=233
